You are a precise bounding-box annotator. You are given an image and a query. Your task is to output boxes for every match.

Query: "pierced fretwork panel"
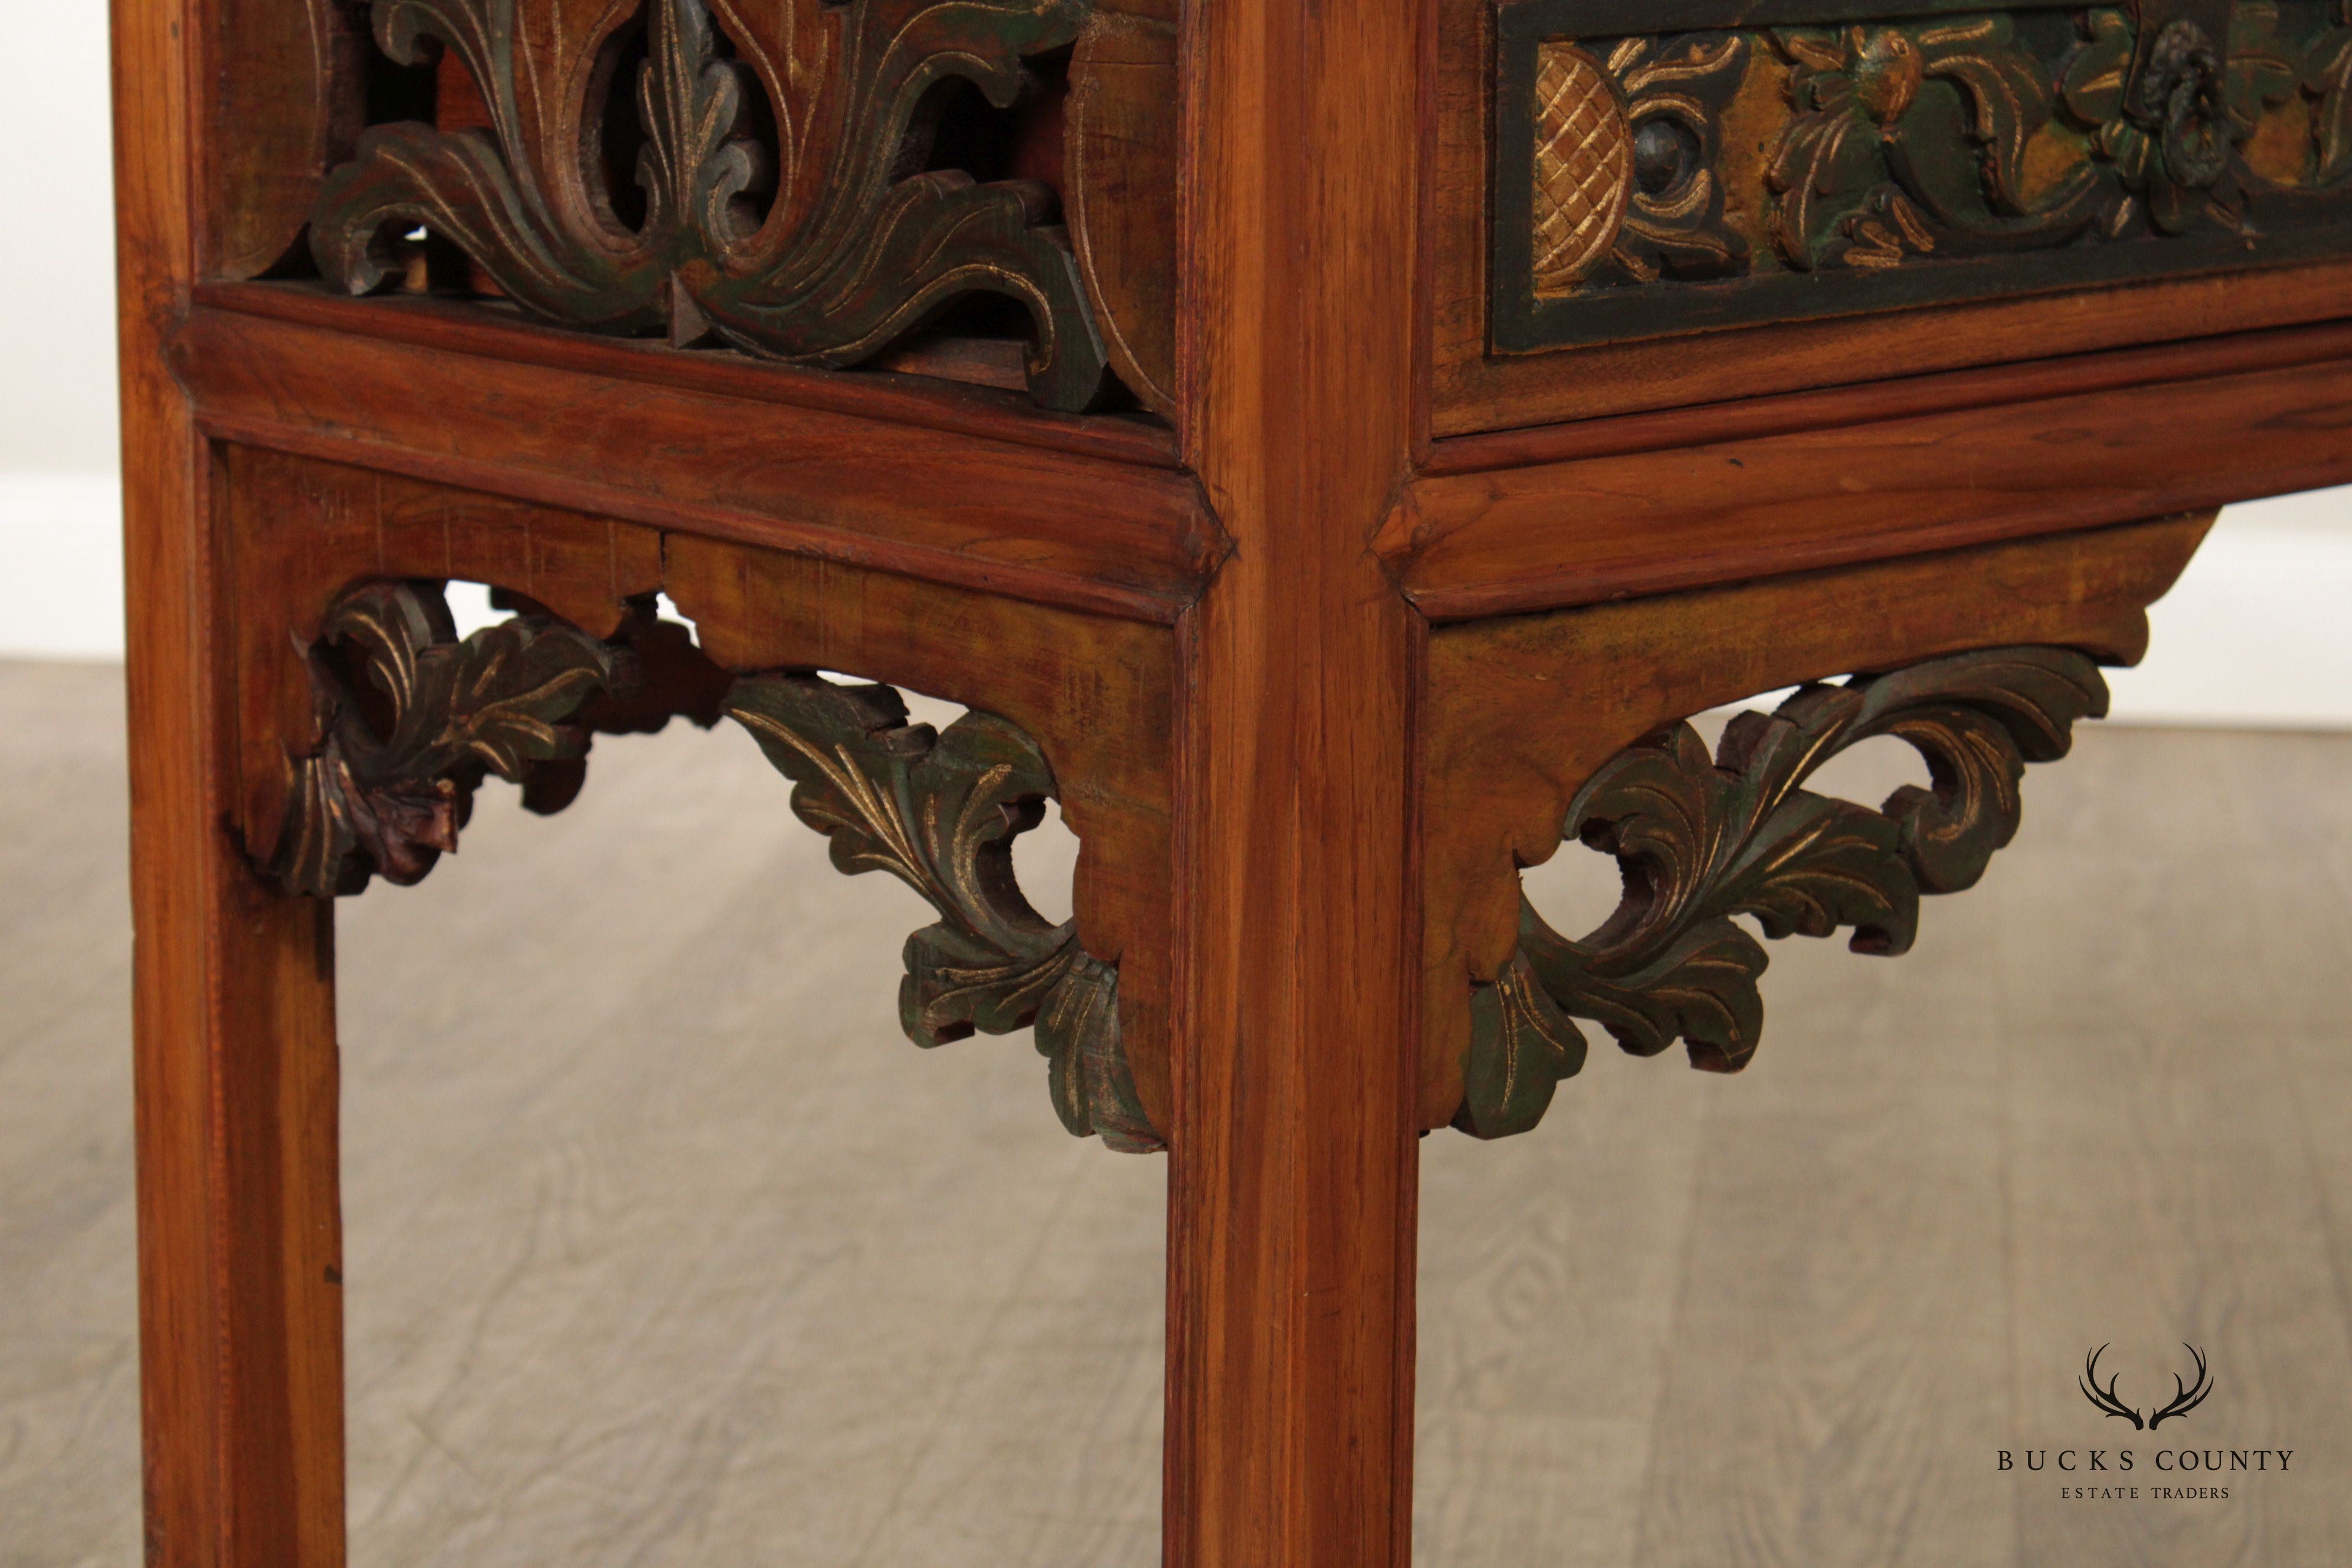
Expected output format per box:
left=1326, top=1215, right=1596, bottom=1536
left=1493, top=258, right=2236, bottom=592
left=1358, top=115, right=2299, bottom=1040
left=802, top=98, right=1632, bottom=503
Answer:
left=309, top=0, right=1112, bottom=410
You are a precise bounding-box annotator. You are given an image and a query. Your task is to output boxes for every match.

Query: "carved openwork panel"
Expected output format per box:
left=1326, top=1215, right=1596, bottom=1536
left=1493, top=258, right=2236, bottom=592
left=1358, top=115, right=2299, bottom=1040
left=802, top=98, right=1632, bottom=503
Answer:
left=268, top=579, right=1159, bottom=1152
left=293, top=0, right=1182, bottom=411
left=1456, top=646, right=2106, bottom=1138
left=1494, top=0, right=2352, bottom=351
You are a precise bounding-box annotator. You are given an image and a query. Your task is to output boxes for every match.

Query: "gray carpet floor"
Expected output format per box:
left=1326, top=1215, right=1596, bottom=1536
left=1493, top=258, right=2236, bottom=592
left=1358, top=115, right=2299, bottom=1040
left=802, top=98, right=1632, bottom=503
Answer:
left=2, top=658, right=2347, bottom=1566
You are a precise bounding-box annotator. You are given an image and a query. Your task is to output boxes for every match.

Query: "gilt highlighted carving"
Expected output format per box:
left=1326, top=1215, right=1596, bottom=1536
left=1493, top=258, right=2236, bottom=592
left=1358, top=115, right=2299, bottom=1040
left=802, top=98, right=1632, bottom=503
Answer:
left=1531, top=44, right=1634, bottom=292
left=312, top=0, right=1110, bottom=410
left=267, top=581, right=1157, bottom=1151
left=1458, top=647, right=2107, bottom=1139
left=726, top=675, right=1157, bottom=1152
left=1495, top=0, right=2352, bottom=349
left=273, top=582, right=625, bottom=897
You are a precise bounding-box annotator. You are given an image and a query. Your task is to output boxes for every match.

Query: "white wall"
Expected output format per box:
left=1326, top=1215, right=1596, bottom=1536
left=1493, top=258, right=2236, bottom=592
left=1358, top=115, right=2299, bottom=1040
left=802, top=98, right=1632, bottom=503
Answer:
left=5, top=1, right=2344, bottom=721
left=2106, top=491, right=2352, bottom=729
left=6, top=2, right=120, bottom=478
left=2, top=0, right=122, bottom=661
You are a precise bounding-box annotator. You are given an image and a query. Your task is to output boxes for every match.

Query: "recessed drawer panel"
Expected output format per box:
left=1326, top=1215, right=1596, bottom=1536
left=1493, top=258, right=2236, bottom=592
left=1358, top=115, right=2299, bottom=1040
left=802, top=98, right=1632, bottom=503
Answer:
left=1488, top=0, right=2352, bottom=354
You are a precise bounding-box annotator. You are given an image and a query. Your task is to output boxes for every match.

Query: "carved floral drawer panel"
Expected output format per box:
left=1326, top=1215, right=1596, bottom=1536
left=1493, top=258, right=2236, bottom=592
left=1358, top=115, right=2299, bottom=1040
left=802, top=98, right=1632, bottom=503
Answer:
left=1494, top=0, right=2352, bottom=350
left=1439, top=0, right=2352, bottom=430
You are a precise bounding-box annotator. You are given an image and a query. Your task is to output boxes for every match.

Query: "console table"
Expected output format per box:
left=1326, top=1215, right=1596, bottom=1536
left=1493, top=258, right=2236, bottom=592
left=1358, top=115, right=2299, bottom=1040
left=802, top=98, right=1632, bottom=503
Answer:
left=113, top=0, right=2352, bottom=1560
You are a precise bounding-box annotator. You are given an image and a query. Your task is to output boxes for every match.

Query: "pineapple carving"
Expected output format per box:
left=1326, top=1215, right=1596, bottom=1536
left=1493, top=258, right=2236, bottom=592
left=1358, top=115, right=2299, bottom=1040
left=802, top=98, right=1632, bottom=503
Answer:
left=1531, top=43, right=1632, bottom=294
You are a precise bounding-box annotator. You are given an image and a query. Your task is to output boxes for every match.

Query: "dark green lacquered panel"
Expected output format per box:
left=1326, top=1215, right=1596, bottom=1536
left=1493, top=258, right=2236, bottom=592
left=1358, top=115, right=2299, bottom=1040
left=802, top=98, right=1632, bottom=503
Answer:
left=1494, top=0, right=2352, bottom=352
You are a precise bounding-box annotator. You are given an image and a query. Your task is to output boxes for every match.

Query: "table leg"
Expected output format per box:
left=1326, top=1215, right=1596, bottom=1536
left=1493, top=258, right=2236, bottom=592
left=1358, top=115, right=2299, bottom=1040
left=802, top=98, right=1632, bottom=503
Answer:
left=119, top=0, right=350, bottom=1550
left=1164, top=0, right=1429, bottom=1539
left=1162, top=573, right=1425, bottom=1568
left=125, top=443, right=348, bottom=1567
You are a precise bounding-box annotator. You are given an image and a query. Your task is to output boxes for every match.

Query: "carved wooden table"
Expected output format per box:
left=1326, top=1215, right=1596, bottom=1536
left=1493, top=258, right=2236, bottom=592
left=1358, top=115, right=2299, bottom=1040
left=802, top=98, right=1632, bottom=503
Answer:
left=113, top=0, right=2352, bottom=1560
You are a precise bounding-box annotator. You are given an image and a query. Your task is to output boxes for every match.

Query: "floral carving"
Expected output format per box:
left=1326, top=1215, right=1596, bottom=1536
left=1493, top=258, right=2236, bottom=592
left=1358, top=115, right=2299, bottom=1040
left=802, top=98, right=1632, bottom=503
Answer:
left=272, top=581, right=626, bottom=897
left=312, top=0, right=1109, bottom=410
left=2062, top=11, right=2245, bottom=234
left=1499, top=1, right=2352, bottom=348
left=1457, top=647, right=2108, bottom=1139
left=1773, top=18, right=2108, bottom=267
left=2226, top=0, right=2352, bottom=186
left=725, top=675, right=1158, bottom=1151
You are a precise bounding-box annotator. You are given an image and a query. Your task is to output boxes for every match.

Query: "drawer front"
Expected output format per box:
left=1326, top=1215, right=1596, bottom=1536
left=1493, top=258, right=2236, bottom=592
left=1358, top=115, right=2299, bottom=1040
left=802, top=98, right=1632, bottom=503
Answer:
left=1490, top=0, right=2352, bottom=354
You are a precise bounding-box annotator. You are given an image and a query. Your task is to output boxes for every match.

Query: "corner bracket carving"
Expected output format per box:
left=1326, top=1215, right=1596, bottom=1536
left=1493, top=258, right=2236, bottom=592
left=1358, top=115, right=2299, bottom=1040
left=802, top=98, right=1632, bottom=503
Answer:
left=272, top=580, right=629, bottom=897
left=1458, top=646, right=2108, bottom=1139
left=724, top=675, right=1157, bottom=1152
left=264, top=580, right=1159, bottom=1151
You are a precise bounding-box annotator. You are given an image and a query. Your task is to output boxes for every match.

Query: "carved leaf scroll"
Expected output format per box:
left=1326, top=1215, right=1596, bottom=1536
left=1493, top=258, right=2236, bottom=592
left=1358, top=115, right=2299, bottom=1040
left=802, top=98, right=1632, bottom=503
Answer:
left=1457, top=646, right=2108, bottom=1139
left=723, top=675, right=1158, bottom=1151
left=266, top=582, right=1157, bottom=1151
left=272, top=580, right=628, bottom=897
left=313, top=0, right=1110, bottom=410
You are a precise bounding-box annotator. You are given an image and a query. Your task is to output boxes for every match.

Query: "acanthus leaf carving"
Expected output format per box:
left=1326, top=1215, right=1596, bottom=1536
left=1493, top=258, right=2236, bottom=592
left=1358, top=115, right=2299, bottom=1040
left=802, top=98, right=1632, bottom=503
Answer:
left=721, top=674, right=1160, bottom=1152
left=1456, top=646, right=2108, bottom=1141
left=264, top=582, right=1158, bottom=1152
left=272, top=580, right=628, bottom=899
left=313, top=0, right=1110, bottom=411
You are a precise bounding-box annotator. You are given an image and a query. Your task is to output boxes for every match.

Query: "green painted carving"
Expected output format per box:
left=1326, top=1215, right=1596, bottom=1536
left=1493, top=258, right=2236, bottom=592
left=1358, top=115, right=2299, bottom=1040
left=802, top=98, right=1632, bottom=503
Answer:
left=1457, top=647, right=2108, bottom=1139
left=2230, top=0, right=2352, bottom=183
left=1774, top=17, right=2111, bottom=267
left=1495, top=0, right=2352, bottom=349
left=272, top=580, right=626, bottom=897
left=267, top=583, right=1156, bottom=1151
left=312, top=0, right=1109, bottom=410
left=2060, top=9, right=2241, bottom=234
left=724, top=674, right=1159, bottom=1152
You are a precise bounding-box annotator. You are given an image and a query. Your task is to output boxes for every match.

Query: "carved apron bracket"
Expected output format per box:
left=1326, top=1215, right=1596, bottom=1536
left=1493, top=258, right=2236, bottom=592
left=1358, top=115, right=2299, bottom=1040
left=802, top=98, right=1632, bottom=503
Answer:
left=264, top=579, right=1159, bottom=1152
left=1458, top=646, right=2108, bottom=1139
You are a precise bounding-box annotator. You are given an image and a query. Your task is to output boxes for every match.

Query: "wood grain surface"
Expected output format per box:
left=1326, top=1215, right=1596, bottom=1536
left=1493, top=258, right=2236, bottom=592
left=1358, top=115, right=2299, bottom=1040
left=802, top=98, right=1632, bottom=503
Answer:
left=1389, top=332, right=2352, bottom=620
left=117, top=0, right=351, bottom=1559
left=207, top=0, right=357, bottom=279
left=1164, top=0, right=1428, bottom=1552
left=192, top=285, right=1181, bottom=468
left=177, top=305, right=1223, bottom=623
